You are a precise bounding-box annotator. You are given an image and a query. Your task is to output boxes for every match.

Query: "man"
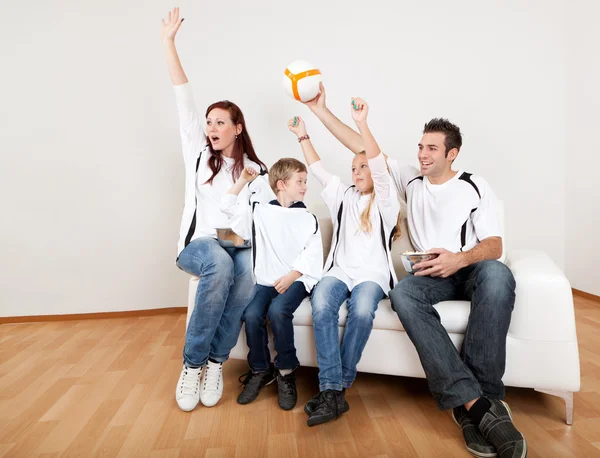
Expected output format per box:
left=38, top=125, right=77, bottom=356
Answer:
left=301, top=84, right=527, bottom=458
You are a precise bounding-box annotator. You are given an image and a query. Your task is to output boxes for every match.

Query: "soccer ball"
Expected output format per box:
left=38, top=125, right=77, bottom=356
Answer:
left=282, top=60, right=322, bottom=102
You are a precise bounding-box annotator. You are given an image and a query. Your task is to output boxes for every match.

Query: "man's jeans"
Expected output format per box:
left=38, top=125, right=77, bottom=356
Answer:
left=389, top=260, right=515, bottom=410
left=177, top=237, right=256, bottom=368
left=311, top=276, right=385, bottom=391
left=243, top=282, right=308, bottom=373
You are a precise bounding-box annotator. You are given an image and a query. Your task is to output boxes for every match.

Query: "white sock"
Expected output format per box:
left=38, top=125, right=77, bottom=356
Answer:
left=279, top=368, right=293, bottom=376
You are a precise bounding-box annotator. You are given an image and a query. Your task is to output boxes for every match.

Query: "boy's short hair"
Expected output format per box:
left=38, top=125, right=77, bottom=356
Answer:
left=268, top=158, right=307, bottom=194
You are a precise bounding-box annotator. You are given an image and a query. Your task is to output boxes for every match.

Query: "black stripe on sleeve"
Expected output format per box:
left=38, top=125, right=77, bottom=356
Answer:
left=407, top=176, right=423, bottom=186
left=460, top=208, right=478, bottom=252
left=458, top=172, right=481, bottom=198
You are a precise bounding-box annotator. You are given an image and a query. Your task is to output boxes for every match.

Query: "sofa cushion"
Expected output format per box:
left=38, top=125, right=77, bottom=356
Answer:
left=292, top=297, right=471, bottom=334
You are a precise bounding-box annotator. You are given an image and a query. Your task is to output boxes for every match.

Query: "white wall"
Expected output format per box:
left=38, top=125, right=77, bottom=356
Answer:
left=0, top=0, right=570, bottom=317
left=565, top=1, right=600, bottom=296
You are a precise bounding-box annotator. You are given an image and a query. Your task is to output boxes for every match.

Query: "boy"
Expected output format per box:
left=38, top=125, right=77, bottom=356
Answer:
left=221, top=158, right=323, bottom=410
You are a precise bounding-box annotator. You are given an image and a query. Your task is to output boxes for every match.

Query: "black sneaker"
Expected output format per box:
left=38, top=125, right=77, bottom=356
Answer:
left=304, top=389, right=349, bottom=416
left=237, top=367, right=275, bottom=405
left=477, top=399, right=527, bottom=458
left=453, top=405, right=497, bottom=457
left=307, top=389, right=349, bottom=427
left=276, top=370, right=297, bottom=411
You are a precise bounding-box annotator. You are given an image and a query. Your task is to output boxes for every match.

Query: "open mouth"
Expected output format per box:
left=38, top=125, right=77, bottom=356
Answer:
left=420, top=161, right=433, bottom=168
left=210, top=136, right=220, bottom=144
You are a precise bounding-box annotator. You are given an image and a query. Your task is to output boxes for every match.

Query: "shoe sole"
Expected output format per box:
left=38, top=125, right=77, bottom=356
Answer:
left=306, top=404, right=350, bottom=427
left=176, top=401, right=199, bottom=412
left=304, top=401, right=349, bottom=416
left=200, top=395, right=221, bottom=407
left=278, top=400, right=297, bottom=411
left=307, top=413, right=338, bottom=427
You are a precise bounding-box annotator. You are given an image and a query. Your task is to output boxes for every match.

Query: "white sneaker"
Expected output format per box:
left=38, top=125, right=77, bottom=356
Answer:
left=175, top=365, right=203, bottom=412
left=200, top=360, right=224, bottom=407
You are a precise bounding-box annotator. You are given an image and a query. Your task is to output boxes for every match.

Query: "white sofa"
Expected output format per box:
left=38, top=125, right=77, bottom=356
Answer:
left=186, top=204, right=580, bottom=424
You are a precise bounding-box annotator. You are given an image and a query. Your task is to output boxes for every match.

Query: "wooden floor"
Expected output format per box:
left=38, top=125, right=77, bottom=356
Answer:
left=1, top=296, right=599, bottom=458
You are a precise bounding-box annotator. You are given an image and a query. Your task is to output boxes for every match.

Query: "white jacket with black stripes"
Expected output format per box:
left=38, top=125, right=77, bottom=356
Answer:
left=221, top=195, right=323, bottom=293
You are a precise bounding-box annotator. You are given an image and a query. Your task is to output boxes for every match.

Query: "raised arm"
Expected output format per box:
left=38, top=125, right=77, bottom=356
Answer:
left=288, top=116, right=333, bottom=189
left=350, top=97, right=381, bottom=160
left=221, top=167, right=259, bottom=217
left=161, top=7, right=188, bottom=85
left=351, top=98, right=395, bottom=202
left=288, top=116, right=320, bottom=165
left=302, top=83, right=365, bottom=154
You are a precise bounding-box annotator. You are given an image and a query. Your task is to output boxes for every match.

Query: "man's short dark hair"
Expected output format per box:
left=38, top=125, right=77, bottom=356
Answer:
left=423, top=118, right=462, bottom=157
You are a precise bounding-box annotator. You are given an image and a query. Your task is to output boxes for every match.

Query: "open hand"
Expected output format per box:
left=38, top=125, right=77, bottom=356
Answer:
left=161, top=7, right=184, bottom=42
left=303, top=83, right=326, bottom=112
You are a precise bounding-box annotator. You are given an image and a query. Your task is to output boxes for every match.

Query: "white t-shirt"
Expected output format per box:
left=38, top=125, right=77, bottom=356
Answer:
left=310, top=153, right=400, bottom=294
left=388, top=162, right=502, bottom=253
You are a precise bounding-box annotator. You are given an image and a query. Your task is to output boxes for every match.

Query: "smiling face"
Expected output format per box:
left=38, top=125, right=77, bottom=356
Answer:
left=206, top=107, right=242, bottom=153
left=352, top=154, right=374, bottom=193
left=278, top=171, right=308, bottom=202
left=418, top=132, right=455, bottom=178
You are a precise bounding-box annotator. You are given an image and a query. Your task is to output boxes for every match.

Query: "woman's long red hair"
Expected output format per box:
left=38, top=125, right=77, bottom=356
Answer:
left=204, top=101, right=267, bottom=184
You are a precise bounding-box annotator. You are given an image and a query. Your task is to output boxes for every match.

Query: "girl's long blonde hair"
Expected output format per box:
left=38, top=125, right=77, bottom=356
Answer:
left=356, top=152, right=403, bottom=240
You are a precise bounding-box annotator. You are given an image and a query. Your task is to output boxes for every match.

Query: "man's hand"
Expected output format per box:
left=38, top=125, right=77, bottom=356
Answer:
left=273, top=270, right=302, bottom=295
left=303, top=82, right=326, bottom=113
left=414, top=248, right=466, bottom=278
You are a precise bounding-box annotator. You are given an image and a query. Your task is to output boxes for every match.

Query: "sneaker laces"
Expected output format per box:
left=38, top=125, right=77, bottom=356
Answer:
left=239, top=370, right=268, bottom=390
left=314, top=390, right=337, bottom=416
left=179, top=366, right=201, bottom=396
left=239, top=370, right=254, bottom=386
left=278, top=374, right=295, bottom=396
left=203, top=362, right=222, bottom=392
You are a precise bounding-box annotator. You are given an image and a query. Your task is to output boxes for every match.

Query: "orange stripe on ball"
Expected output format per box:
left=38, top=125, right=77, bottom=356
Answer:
left=285, top=68, right=321, bottom=101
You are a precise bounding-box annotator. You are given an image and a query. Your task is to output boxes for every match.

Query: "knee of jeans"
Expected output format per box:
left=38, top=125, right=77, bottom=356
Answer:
left=266, top=306, right=290, bottom=326
left=179, top=245, right=234, bottom=279
left=243, top=309, right=266, bottom=328
left=475, top=261, right=516, bottom=295
left=351, top=299, right=378, bottom=322
left=389, top=281, right=425, bottom=321
left=311, top=297, right=336, bottom=323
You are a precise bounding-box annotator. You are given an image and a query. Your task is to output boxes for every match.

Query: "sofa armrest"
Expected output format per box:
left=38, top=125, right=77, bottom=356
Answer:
left=505, top=250, right=577, bottom=342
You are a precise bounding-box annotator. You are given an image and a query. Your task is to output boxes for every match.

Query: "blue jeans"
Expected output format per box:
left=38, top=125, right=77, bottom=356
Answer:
left=177, top=237, right=256, bottom=367
left=311, top=276, right=385, bottom=391
left=389, top=260, right=515, bottom=410
left=243, top=282, right=308, bottom=373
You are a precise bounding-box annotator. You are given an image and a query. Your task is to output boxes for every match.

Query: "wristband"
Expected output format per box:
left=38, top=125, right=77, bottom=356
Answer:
left=298, top=135, right=310, bottom=143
